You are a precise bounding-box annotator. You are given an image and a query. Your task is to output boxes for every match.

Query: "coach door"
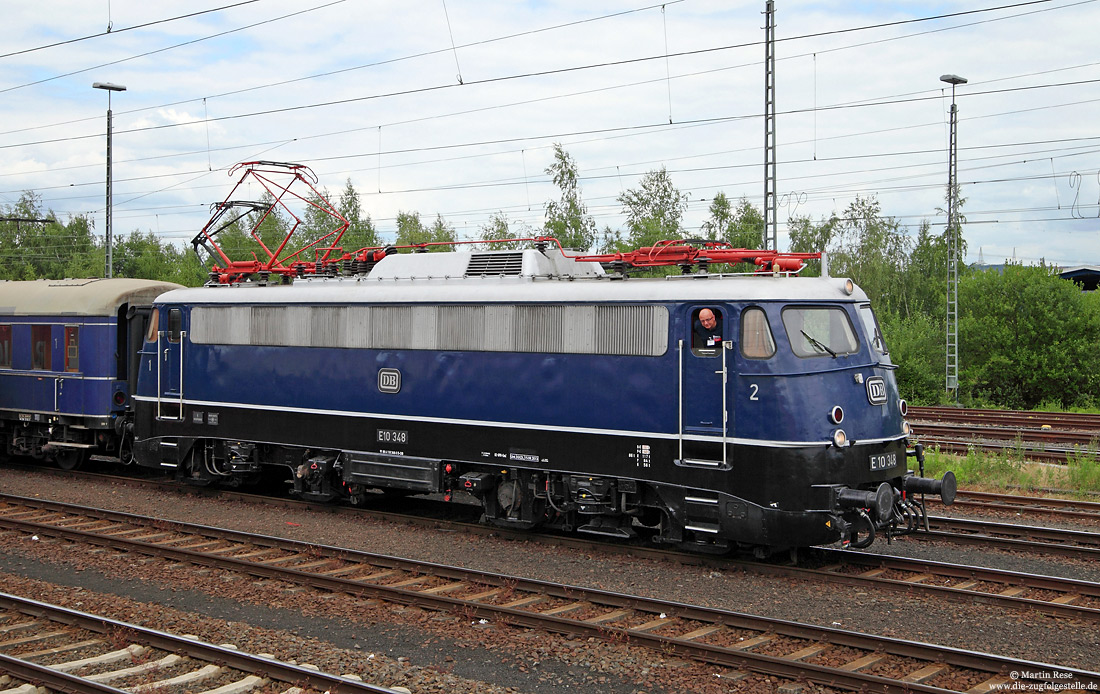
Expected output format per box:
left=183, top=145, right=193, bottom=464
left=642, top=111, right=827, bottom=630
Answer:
left=678, top=306, right=731, bottom=466
left=157, top=307, right=185, bottom=420
left=54, top=325, right=84, bottom=415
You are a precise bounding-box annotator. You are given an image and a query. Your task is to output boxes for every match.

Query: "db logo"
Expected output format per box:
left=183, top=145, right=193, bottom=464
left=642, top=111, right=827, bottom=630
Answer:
left=378, top=368, right=401, bottom=394
left=865, top=376, right=887, bottom=405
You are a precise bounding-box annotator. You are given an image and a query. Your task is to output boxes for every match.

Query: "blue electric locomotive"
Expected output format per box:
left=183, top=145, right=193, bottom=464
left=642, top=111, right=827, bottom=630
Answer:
left=0, top=278, right=182, bottom=469
left=127, top=246, right=954, bottom=550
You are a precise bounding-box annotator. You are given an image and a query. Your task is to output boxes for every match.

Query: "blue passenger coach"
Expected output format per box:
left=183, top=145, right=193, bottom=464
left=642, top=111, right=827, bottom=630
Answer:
left=130, top=247, right=954, bottom=551
left=0, top=278, right=182, bottom=468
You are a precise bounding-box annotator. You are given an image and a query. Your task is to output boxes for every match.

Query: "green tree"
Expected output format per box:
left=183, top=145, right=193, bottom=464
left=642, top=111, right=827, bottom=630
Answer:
left=336, top=179, right=379, bottom=252
left=878, top=311, right=946, bottom=405
left=115, top=230, right=207, bottom=286
left=543, top=143, right=596, bottom=251
left=479, top=212, right=532, bottom=250
left=291, top=187, right=344, bottom=264
left=395, top=211, right=455, bottom=251
left=0, top=192, right=99, bottom=280
left=618, top=166, right=688, bottom=249
left=786, top=212, right=839, bottom=276
left=246, top=192, right=292, bottom=263
left=901, top=221, right=950, bottom=321
left=702, top=194, right=764, bottom=248
left=829, top=196, right=912, bottom=315
left=959, top=263, right=1100, bottom=409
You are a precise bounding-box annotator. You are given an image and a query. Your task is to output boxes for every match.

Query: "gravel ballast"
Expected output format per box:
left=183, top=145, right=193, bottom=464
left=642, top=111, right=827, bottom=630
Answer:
left=0, top=467, right=1096, bottom=692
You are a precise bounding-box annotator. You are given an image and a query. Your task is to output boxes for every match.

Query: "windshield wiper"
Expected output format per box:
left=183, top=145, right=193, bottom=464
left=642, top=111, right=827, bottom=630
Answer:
left=801, top=329, right=837, bottom=358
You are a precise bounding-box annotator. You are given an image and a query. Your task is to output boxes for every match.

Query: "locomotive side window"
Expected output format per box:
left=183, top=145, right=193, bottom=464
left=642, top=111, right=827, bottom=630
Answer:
left=167, top=308, right=183, bottom=343
left=191, top=303, right=669, bottom=356
left=781, top=306, right=859, bottom=358
left=858, top=304, right=888, bottom=356
left=145, top=309, right=159, bottom=343
left=31, top=325, right=51, bottom=370
left=740, top=307, right=776, bottom=359
left=64, top=326, right=79, bottom=372
left=0, top=324, right=10, bottom=368
left=691, top=307, right=724, bottom=356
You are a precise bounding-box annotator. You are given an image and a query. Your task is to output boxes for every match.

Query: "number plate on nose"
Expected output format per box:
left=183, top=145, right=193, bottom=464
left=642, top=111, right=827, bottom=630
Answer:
left=869, top=452, right=896, bottom=471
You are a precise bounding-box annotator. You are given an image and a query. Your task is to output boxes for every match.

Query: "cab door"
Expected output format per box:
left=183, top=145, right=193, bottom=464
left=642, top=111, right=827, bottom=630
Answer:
left=157, top=307, right=184, bottom=420
left=678, top=306, right=732, bottom=465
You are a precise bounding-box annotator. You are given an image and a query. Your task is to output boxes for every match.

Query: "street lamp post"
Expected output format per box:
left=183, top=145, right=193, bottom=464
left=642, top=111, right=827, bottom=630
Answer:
left=92, top=81, right=126, bottom=279
left=941, top=73, right=966, bottom=401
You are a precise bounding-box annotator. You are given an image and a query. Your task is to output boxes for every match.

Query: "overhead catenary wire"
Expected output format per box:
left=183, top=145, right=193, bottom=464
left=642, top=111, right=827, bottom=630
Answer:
left=4, top=0, right=1098, bottom=266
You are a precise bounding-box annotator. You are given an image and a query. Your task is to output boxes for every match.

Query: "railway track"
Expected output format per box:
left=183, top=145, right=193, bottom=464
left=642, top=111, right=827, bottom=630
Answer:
left=930, top=489, right=1100, bottom=523
left=0, top=493, right=1097, bottom=693
left=0, top=592, right=396, bottom=694
left=911, top=422, right=1100, bottom=447
left=4, top=467, right=1100, bottom=619
left=916, top=515, right=1100, bottom=559
left=909, top=406, right=1100, bottom=431
left=907, top=405, right=1100, bottom=463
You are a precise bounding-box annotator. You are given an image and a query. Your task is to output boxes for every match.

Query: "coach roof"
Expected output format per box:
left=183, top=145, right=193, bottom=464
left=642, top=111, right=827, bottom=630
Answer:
left=0, top=278, right=183, bottom=317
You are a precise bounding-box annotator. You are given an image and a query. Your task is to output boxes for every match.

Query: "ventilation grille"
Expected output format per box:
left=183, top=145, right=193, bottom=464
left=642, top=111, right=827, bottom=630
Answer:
left=466, top=253, right=524, bottom=277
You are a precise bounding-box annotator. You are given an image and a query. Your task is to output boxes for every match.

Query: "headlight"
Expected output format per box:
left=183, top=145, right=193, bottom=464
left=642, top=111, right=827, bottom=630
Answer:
left=832, top=429, right=848, bottom=447
left=902, top=421, right=911, bottom=436
left=898, top=399, right=908, bottom=417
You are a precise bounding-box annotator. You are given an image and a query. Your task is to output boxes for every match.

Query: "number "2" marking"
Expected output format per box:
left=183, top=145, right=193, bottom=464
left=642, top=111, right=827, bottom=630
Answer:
left=749, top=384, right=759, bottom=401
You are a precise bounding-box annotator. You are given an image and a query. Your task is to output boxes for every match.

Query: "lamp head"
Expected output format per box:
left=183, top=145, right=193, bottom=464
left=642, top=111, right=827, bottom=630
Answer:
left=92, top=82, right=127, bottom=92
left=939, top=74, right=967, bottom=86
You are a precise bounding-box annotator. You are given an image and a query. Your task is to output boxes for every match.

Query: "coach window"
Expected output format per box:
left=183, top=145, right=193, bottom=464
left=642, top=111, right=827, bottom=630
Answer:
left=167, top=308, right=183, bottom=343
left=64, top=326, right=79, bottom=372
left=0, top=325, right=11, bottom=368
left=691, top=307, right=725, bottom=356
left=740, top=307, right=776, bottom=359
left=31, top=325, right=51, bottom=371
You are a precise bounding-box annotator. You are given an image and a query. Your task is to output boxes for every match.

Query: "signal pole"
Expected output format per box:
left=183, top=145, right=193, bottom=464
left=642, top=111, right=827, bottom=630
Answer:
left=763, top=1, right=777, bottom=251
left=941, top=73, right=966, bottom=401
left=93, top=81, right=127, bottom=278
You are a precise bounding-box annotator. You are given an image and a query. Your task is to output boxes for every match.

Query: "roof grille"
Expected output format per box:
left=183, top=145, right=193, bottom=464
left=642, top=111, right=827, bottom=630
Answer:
left=466, top=253, right=524, bottom=277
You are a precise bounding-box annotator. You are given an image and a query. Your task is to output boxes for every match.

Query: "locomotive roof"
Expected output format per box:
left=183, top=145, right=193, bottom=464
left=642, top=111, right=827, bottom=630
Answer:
left=0, top=278, right=184, bottom=317
left=161, top=249, right=867, bottom=305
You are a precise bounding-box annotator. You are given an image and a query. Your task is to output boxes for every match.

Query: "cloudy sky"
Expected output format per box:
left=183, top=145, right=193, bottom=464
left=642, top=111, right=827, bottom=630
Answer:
left=3, top=0, right=1099, bottom=266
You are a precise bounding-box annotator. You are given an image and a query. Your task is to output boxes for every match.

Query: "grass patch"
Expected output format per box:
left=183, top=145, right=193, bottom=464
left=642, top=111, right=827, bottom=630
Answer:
left=919, top=444, right=1100, bottom=496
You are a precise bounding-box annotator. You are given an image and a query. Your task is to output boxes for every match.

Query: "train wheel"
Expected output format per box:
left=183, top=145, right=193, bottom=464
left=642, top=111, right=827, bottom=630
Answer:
left=55, top=449, right=86, bottom=471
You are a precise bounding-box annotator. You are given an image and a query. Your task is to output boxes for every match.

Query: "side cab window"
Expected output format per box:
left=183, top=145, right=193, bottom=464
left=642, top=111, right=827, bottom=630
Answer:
left=145, top=309, right=160, bottom=343
left=740, top=307, right=776, bottom=359
left=690, top=307, right=724, bottom=356
left=167, top=308, right=183, bottom=343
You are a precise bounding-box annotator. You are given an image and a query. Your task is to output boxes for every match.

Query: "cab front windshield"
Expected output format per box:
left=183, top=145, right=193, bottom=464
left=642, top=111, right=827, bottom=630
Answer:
left=781, top=306, right=859, bottom=358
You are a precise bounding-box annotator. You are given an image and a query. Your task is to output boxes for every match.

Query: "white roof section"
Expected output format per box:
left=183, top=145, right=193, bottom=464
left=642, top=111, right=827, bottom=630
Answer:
left=370, top=247, right=605, bottom=281
left=0, top=278, right=184, bottom=317
left=160, top=249, right=865, bottom=305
